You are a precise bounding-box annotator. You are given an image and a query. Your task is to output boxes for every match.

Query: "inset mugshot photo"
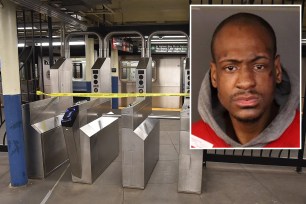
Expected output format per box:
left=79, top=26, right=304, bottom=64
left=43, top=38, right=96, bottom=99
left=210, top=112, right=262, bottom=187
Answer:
left=190, top=6, right=301, bottom=149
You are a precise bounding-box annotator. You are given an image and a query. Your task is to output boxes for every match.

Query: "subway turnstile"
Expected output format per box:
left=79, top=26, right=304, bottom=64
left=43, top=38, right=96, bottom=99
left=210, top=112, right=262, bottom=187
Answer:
left=177, top=58, right=203, bottom=194
left=61, top=31, right=119, bottom=183
left=121, top=48, right=159, bottom=189
left=121, top=97, right=160, bottom=189
left=22, top=96, right=73, bottom=178
left=103, top=31, right=160, bottom=189
left=61, top=98, right=119, bottom=184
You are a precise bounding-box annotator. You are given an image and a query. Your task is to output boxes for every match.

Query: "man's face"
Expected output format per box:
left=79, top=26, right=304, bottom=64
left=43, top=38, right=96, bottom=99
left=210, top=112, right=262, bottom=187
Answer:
left=210, top=23, right=282, bottom=122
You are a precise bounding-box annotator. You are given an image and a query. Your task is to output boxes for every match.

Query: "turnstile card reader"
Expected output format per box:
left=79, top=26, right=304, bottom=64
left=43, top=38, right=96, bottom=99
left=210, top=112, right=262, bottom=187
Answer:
left=136, top=58, right=152, bottom=95
left=91, top=58, right=111, bottom=93
left=62, top=106, right=79, bottom=127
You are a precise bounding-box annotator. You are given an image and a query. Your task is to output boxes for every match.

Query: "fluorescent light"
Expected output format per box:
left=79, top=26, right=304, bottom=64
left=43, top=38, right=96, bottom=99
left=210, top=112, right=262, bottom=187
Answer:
left=151, top=42, right=187, bottom=44
left=152, top=36, right=187, bottom=39
left=151, top=39, right=188, bottom=42
left=33, top=41, right=85, bottom=46
left=69, top=41, right=85, bottom=45
left=162, top=36, right=187, bottom=39
left=17, top=27, right=37, bottom=30
left=18, top=41, right=85, bottom=47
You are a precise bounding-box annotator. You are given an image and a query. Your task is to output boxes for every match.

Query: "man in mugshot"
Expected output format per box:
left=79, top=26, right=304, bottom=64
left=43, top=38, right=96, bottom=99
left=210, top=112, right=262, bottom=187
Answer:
left=191, top=12, right=300, bottom=148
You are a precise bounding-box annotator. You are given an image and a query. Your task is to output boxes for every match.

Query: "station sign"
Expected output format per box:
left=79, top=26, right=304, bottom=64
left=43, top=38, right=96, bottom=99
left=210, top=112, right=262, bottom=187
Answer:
left=151, top=44, right=187, bottom=54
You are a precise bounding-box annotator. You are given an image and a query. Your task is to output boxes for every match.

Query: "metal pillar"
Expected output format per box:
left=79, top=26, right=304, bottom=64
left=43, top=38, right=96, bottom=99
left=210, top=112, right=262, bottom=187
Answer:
left=111, top=48, right=119, bottom=109
left=48, top=16, right=54, bottom=67
left=0, top=0, right=28, bottom=186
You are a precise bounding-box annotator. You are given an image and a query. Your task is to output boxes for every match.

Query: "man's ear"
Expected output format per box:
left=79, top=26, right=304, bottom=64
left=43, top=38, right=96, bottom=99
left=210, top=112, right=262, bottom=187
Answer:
left=274, top=55, right=282, bottom=84
left=210, top=62, right=218, bottom=88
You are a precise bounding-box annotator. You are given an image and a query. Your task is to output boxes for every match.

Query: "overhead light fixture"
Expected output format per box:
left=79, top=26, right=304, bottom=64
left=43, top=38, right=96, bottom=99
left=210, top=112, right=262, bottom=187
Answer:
left=146, top=35, right=187, bottom=39
left=151, top=39, right=188, bottom=42
left=18, top=41, right=85, bottom=47
left=151, top=42, right=187, bottom=45
left=17, top=26, right=37, bottom=30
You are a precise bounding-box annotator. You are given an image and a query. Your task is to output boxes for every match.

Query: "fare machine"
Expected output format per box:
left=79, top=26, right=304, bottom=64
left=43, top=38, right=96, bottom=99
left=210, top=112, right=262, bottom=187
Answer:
left=22, top=57, right=73, bottom=178
left=61, top=32, right=119, bottom=184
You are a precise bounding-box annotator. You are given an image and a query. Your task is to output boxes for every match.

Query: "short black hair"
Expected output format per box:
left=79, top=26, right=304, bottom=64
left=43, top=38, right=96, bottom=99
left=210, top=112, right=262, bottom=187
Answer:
left=211, top=12, right=277, bottom=62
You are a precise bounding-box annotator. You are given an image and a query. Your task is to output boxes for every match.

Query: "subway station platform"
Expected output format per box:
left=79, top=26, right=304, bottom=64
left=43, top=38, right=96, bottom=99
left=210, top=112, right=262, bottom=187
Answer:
left=0, top=111, right=306, bottom=204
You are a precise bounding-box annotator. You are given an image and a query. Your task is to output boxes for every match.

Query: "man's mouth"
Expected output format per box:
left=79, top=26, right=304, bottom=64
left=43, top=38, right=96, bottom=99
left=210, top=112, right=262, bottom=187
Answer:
left=232, top=95, right=260, bottom=107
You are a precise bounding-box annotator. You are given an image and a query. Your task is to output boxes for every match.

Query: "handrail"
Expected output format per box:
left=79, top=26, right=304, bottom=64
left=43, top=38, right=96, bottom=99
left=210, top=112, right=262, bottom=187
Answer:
left=64, top=31, right=103, bottom=58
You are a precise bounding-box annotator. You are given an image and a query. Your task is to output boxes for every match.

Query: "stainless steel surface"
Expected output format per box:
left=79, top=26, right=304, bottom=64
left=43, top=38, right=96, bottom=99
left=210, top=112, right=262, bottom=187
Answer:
left=148, top=114, right=180, bottom=120
left=65, top=31, right=103, bottom=58
left=32, top=114, right=64, bottom=134
left=147, top=31, right=189, bottom=58
left=71, top=116, right=119, bottom=183
left=22, top=97, right=73, bottom=178
left=103, top=31, right=145, bottom=58
left=102, top=113, right=122, bottom=118
left=62, top=98, right=117, bottom=183
left=183, top=57, right=190, bottom=106
left=178, top=108, right=203, bottom=194
left=80, top=116, right=117, bottom=137
left=23, top=96, right=73, bottom=124
left=50, top=58, right=73, bottom=93
left=121, top=98, right=152, bottom=130
left=122, top=117, right=159, bottom=189
left=62, top=120, right=82, bottom=178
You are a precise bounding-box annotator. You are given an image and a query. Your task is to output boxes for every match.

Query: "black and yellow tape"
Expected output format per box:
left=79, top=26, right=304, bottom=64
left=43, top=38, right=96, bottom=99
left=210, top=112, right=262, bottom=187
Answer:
left=36, top=91, right=190, bottom=98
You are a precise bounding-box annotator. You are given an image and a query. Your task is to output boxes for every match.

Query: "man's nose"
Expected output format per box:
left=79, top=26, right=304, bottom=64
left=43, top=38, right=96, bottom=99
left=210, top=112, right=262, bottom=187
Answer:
left=236, top=67, right=256, bottom=90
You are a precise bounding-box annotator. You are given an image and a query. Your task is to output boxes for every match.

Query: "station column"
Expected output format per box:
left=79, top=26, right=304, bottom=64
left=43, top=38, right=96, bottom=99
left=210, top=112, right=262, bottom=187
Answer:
left=111, top=48, right=119, bottom=109
left=0, top=0, right=28, bottom=186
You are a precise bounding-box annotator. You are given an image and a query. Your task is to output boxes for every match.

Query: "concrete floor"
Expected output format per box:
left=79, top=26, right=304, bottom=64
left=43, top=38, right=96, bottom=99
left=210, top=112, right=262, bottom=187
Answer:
left=0, top=111, right=306, bottom=204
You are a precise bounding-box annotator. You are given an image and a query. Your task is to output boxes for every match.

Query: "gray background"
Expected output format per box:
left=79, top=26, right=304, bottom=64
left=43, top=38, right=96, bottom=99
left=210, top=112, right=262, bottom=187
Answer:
left=191, top=5, right=301, bottom=122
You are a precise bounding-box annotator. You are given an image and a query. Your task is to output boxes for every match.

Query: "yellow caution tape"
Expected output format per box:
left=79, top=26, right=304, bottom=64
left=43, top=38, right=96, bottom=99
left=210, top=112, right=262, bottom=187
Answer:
left=36, top=91, right=190, bottom=98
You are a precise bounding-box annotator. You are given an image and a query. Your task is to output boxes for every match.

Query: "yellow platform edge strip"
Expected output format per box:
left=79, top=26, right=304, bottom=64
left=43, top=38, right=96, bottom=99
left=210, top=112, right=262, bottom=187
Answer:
left=36, top=91, right=190, bottom=98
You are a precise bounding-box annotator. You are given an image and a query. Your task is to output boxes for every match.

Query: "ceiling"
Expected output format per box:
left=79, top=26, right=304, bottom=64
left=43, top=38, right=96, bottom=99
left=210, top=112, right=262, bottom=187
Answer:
left=11, top=0, right=306, bottom=43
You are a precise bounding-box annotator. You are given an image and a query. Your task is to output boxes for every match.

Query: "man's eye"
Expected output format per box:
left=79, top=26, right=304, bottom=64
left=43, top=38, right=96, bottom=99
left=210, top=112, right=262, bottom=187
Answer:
left=254, top=64, right=265, bottom=70
left=224, top=65, right=237, bottom=72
